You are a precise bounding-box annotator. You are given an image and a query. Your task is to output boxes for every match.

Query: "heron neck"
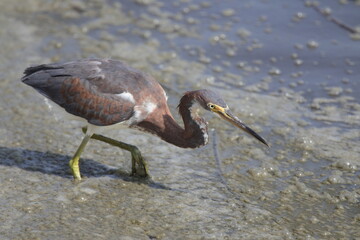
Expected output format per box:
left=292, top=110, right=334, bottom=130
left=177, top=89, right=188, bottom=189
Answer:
left=136, top=105, right=208, bottom=149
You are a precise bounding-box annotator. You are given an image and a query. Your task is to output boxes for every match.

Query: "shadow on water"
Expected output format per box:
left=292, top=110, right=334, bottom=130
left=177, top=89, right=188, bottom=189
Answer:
left=0, top=146, right=171, bottom=190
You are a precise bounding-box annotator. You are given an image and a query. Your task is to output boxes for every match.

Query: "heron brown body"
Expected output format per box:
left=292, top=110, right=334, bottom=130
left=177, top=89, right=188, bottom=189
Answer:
left=22, top=59, right=268, bottom=180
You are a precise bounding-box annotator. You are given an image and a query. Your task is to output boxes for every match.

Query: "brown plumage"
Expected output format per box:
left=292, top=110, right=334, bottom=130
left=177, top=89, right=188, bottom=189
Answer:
left=22, top=58, right=268, bottom=179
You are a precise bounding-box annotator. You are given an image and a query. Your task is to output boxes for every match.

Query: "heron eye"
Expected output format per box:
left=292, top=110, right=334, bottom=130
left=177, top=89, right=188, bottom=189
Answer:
left=209, top=104, right=215, bottom=109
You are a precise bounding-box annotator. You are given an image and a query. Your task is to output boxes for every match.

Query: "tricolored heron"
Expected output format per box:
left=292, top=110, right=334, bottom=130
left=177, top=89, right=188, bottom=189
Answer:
left=22, top=59, right=268, bottom=180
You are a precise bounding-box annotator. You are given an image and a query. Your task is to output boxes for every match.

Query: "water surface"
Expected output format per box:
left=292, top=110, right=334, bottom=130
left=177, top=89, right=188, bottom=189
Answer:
left=0, top=0, right=359, bottom=239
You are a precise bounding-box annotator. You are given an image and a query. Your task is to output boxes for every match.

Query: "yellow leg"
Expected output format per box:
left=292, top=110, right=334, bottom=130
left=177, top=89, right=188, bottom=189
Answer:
left=81, top=127, right=149, bottom=178
left=91, top=133, right=149, bottom=177
left=81, top=127, right=148, bottom=177
left=69, top=134, right=92, bottom=180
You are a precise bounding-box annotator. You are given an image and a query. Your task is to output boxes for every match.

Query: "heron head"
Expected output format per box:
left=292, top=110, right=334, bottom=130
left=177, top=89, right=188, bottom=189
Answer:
left=195, top=89, right=269, bottom=147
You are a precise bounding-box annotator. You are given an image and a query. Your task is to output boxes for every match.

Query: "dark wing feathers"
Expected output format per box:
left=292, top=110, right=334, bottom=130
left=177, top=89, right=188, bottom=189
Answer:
left=23, top=63, right=65, bottom=76
left=22, top=65, right=71, bottom=105
left=21, top=59, right=138, bottom=126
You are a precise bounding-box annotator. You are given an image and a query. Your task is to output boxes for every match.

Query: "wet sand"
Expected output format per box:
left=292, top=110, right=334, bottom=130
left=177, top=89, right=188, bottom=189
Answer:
left=0, top=0, right=359, bottom=239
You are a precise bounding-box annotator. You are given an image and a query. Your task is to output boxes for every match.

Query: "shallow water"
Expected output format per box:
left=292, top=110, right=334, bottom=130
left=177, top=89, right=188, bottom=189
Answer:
left=0, top=0, right=359, bottom=239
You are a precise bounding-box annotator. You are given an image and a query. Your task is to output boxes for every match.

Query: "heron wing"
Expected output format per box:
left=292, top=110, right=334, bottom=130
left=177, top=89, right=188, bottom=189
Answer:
left=21, top=59, right=148, bottom=126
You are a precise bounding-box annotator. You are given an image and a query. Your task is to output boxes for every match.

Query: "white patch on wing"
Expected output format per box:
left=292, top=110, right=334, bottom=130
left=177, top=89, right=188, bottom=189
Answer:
left=144, top=101, right=157, bottom=113
left=127, top=101, right=157, bottom=125
left=116, top=92, right=135, bottom=104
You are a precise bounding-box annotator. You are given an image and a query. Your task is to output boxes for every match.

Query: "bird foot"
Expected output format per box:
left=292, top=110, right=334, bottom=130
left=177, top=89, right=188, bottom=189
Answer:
left=130, top=150, right=149, bottom=178
left=130, top=166, right=149, bottom=178
left=131, top=155, right=150, bottom=178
